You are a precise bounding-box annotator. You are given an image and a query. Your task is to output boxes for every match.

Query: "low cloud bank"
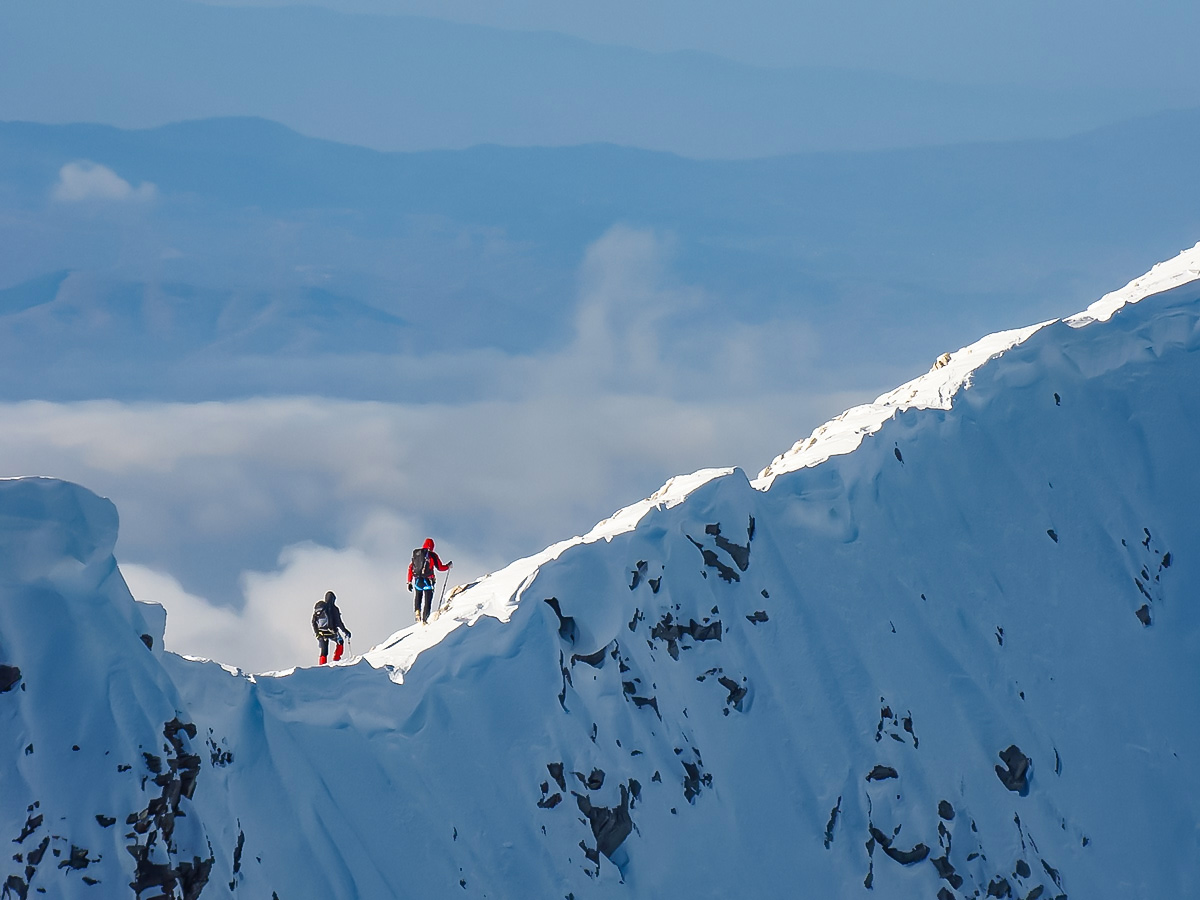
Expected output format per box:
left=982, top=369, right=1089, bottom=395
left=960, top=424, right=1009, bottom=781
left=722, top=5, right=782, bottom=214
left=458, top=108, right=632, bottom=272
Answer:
left=0, top=226, right=876, bottom=671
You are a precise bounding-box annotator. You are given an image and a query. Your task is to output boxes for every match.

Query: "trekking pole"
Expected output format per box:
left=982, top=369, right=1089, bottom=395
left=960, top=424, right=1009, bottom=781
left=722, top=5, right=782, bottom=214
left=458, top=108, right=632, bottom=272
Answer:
left=436, top=576, right=449, bottom=616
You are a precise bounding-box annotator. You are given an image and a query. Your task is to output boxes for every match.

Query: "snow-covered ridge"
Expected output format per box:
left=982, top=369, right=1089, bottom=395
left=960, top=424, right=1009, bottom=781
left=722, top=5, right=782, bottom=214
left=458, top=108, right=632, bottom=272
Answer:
left=755, top=240, right=1200, bottom=485
left=367, top=242, right=1200, bottom=677
left=362, top=467, right=734, bottom=677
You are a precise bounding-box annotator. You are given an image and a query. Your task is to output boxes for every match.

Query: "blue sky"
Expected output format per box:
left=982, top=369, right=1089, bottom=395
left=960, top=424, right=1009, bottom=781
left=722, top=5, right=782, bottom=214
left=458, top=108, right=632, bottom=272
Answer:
left=194, top=0, right=1200, bottom=93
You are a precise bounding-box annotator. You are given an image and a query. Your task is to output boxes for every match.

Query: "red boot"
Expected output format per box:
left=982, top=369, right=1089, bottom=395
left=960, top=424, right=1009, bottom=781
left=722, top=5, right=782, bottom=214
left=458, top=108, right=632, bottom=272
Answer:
left=333, top=643, right=343, bottom=662
left=318, top=655, right=327, bottom=665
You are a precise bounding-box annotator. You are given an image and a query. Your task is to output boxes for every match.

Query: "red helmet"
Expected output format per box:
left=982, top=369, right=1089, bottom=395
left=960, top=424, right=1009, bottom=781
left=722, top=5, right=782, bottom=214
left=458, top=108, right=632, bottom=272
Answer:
left=423, top=538, right=435, bottom=550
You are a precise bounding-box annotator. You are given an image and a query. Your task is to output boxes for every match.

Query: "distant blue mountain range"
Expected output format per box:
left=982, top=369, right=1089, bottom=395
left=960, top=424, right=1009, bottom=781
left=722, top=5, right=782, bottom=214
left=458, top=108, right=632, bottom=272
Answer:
left=0, top=0, right=1159, bottom=158
left=1, top=112, right=1199, bottom=401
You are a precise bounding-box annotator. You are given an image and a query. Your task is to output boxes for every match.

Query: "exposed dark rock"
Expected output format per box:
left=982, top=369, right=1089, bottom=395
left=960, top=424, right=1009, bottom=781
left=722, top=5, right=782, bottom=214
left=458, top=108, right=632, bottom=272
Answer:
left=996, top=745, right=1030, bottom=794
left=868, top=826, right=929, bottom=864
left=629, top=561, right=648, bottom=590
left=627, top=609, right=643, bottom=632
left=823, top=797, right=841, bottom=849
left=227, top=828, right=245, bottom=889
left=705, top=523, right=751, bottom=571
left=27, top=836, right=48, bottom=866
left=179, top=856, right=213, bottom=900
left=685, top=536, right=740, bottom=582
left=15, top=815, right=42, bottom=843
left=537, top=793, right=562, bottom=810
left=996, top=627, right=1005, bottom=646
left=650, top=612, right=722, bottom=660
left=894, top=446, right=904, bottom=463
left=648, top=577, right=661, bottom=593
left=864, top=834, right=876, bottom=889
left=1046, top=529, right=1058, bottom=543
left=585, top=769, right=605, bottom=791
left=932, top=855, right=963, bottom=889
left=0, top=665, right=21, bottom=693
left=1053, top=392, right=1061, bottom=405
left=1136, top=604, right=1152, bottom=626
left=1161, top=551, right=1172, bottom=568
left=125, top=719, right=213, bottom=898
left=3, top=874, right=28, bottom=900
left=574, top=786, right=633, bottom=859
left=681, top=760, right=712, bottom=803
left=938, top=800, right=955, bottom=820
left=631, top=695, right=661, bottom=719
left=746, top=610, right=769, bottom=624
left=1026, top=887, right=1045, bottom=900
left=164, top=718, right=202, bottom=800
left=866, top=765, right=898, bottom=781
left=938, top=889, right=955, bottom=900
left=207, top=734, right=234, bottom=768
left=140, top=634, right=154, bottom=650
left=1015, top=859, right=1031, bottom=878
left=543, top=598, right=577, bottom=644
left=556, top=651, right=571, bottom=709
left=571, top=647, right=607, bottom=669
left=986, top=875, right=1013, bottom=897
left=57, top=846, right=93, bottom=870
left=717, top=676, right=748, bottom=711
left=1040, top=858, right=1061, bottom=886
left=547, top=762, right=566, bottom=792
left=95, top=815, right=116, bottom=828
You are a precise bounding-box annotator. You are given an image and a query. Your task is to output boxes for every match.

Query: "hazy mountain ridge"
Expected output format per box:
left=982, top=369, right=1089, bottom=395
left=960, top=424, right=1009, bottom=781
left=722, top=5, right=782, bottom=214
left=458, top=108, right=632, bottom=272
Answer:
left=0, top=0, right=1148, bottom=158
left=3, top=113, right=1200, bottom=401
left=2, top=247, right=1198, bottom=897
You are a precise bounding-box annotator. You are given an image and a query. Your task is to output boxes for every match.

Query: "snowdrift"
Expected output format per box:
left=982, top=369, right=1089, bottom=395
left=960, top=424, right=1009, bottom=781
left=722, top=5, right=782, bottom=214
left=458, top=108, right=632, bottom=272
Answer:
left=3, top=246, right=1200, bottom=898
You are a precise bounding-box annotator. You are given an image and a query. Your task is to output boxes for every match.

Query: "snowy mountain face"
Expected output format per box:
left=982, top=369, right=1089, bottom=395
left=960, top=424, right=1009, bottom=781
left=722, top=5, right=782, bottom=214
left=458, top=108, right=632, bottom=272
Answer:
left=3, top=247, right=1200, bottom=898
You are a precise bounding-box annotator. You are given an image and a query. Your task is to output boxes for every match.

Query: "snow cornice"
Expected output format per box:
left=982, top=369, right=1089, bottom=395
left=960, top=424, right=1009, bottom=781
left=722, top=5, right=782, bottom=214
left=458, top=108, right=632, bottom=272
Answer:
left=753, top=241, right=1200, bottom=488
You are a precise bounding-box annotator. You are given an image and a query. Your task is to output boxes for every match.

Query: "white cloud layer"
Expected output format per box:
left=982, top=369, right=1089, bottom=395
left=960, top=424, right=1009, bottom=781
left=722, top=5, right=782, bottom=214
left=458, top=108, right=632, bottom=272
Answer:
left=0, top=226, right=876, bottom=672
left=52, top=160, right=157, bottom=203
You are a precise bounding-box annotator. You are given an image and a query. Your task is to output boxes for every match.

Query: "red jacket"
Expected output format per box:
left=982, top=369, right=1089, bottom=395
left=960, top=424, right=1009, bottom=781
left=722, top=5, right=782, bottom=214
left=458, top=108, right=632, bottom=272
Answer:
left=408, top=539, right=450, bottom=583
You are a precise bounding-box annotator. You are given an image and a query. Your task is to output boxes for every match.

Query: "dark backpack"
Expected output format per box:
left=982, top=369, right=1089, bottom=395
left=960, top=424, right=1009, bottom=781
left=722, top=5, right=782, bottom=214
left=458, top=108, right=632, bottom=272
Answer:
left=411, top=547, right=433, bottom=580
left=313, top=600, right=334, bottom=634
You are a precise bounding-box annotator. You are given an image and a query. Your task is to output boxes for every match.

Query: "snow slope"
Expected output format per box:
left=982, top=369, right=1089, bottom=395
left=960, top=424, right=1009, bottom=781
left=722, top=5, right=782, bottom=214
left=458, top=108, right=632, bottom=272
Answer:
left=3, top=245, right=1200, bottom=899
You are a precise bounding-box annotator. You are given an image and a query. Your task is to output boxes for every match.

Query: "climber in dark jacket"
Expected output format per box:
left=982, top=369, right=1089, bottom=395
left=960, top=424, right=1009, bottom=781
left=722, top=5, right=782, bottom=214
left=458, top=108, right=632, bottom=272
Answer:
left=312, top=590, right=351, bottom=665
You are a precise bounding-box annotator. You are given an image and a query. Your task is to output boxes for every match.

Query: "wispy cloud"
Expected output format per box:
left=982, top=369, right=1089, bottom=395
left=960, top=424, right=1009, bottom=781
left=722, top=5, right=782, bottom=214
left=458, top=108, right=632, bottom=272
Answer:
left=51, top=161, right=157, bottom=203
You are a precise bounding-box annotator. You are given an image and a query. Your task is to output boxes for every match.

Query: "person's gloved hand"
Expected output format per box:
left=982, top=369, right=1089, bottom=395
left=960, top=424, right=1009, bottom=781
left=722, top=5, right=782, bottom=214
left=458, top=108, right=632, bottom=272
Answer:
left=407, top=582, right=413, bottom=592
left=344, top=630, right=352, bottom=639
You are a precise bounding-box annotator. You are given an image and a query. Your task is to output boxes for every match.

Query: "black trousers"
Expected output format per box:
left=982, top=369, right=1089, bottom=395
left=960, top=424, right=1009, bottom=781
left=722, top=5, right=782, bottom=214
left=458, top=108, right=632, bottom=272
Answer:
left=415, top=587, right=434, bottom=622
left=317, top=634, right=343, bottom=656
